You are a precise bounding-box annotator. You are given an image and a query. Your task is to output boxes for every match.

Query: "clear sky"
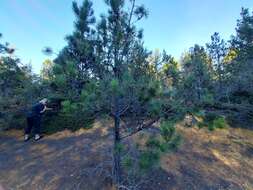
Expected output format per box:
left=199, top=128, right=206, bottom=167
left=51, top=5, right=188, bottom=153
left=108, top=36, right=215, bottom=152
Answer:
left=1, top=0, right=253, bottom=73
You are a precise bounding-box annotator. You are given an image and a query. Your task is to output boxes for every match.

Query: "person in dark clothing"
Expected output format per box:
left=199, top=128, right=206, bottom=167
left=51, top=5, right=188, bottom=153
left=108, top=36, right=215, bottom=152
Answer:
left=24, top=98, right=52, bottom=141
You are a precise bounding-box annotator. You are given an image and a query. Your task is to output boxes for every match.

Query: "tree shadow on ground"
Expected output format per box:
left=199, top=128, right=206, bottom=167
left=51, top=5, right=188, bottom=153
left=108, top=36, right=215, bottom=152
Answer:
left=0, top=120, right=114, bottom=190
left=0, top=120, right=253, bottom=190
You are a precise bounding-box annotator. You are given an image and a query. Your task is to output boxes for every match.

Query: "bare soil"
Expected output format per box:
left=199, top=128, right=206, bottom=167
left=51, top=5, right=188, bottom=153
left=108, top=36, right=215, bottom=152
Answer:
left=0, top=120, right=253, bottom=190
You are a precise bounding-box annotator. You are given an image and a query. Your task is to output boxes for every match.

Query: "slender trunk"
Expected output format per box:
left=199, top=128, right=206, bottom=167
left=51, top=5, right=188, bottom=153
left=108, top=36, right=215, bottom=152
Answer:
left=217, top=59, right=222, bottom=95
left=113, top=98, right=121, bottom=187
left=197, top=78, right=201, bottom=102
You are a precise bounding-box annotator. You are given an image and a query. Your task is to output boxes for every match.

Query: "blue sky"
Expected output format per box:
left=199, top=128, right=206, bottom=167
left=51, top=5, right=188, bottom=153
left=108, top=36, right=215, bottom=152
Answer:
left=1, top=0, right=253, bottom=73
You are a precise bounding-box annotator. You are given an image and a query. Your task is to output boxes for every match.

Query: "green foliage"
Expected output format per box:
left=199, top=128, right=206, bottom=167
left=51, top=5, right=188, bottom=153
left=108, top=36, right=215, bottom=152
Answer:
left=3, top=4, right=253, bottom=189
left=206, top=32, right=227, bottom=92
left=61, top=100, right=78, bottom=115
left=205, top=112, right=219, bottom=122
left=115, top=143, right=124, bottom=154
left=43, top=115, right=93, bottom=134
left=180, top=44, right=213, bottom=106
left=197, top=122, right=206, bottom=129
left=146, top=138, right=161, bottom=149
left=40, top=59, right=54, bottom=80
left=139, top=150, right=160, bottom=170
left=110, top=79, right=119, bottom=94
left=54, top=74, right=66, bottom=88
left=0, top=49, right=41, bottom=129
left=213, top=117, right=228, bottom=129
left=122, top=156, right=133, bottom=169
left=65, top=61, right=77, bottom=76
left=162, top=56, right=180, bottom=87
left=149, top=121, right=181, bottom=152
left=160, top=121, right=182, bottom=151
left=52, top=64, right=63, bottom=75
left=220, top=8, right=253, bottom=106
left=231, top=8, right=253, bottom=60
left=148, top=99, right=163, bottom=117
left=160, top=121, right=176, bottom=142
left=207, top=123, right=215, bottom=131
left=124, top=120, right=182, bottom=173
left=197, top=112, right=228, bottom=131
left=202, top=93, right=214, bottom=105
left=167, top=134, right=182, bottom=151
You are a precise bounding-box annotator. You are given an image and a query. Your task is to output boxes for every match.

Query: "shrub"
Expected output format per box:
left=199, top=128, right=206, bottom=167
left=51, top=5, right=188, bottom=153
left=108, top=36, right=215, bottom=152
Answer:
left=195, top=112, right=228, bottom=131
left=203, top=113, right=228, bottom=131
left=205, top=112, right=219, bottom=122
left=160, top=121, right=176, bottom=142
left=146, top=138, right=161, bottom=149
left=139, top=150, right=160, bottom=170
left=197, top=122, right=206, bottom=129
left=208, top=123, right=215, bottom=131
left=213, top=117, right=228, bottom=129
left=167, top=134, right=182, bottom=151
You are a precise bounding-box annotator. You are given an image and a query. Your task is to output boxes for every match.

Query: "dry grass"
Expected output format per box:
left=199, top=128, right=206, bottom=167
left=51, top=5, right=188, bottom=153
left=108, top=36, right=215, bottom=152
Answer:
left=159, top=125, right=253, bottom=190
left=0, top=120, right=253, bottom=190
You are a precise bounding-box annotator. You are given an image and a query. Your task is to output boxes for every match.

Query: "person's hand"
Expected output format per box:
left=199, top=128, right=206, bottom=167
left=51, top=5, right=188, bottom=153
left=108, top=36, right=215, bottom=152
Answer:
left=46, top=107, right=53, bottom=111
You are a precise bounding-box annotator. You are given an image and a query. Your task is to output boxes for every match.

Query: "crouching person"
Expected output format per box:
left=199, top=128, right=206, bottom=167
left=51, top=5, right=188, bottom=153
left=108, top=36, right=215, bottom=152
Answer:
left=24, top=98, right=52, bottom=141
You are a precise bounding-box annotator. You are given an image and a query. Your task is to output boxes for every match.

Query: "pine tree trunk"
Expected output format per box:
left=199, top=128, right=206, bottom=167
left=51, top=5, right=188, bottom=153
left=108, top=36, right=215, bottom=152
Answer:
left=113, top=99, right=121, bottom=187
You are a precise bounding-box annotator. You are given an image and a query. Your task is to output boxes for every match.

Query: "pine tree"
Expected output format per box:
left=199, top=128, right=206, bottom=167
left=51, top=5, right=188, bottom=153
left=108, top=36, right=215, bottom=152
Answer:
left=97, top=0, right=150, bottom=184
left=40, top=59, right=54, bottom=81
left=0, top=35, right=38, bottom=129
left=227, top=8, right=253, bottom=103
left=206, top=32, right=227, bottom=96
left=231, top=8, right=253, bottom=60
left=181, top=45, right=213, bottom=106
left=53, top=0, right=96, bottom=99
left=48, top=1, right=181, bottom=187
left=162, top=54, right=180, bottom=88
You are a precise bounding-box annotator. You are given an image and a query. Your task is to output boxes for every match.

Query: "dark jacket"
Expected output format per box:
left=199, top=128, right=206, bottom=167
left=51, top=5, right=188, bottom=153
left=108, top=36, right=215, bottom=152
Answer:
left=26, top=103, right=45, bottom=118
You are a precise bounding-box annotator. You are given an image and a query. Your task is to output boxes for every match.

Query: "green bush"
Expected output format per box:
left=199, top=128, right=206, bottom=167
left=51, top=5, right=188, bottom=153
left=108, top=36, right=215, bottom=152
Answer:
left=160, top=121, right=176, bottom=142
left=195, top=112, right=228, bottom=131
left=201, top=113, right=228, bottom=131
left=205, top=112, right=219, bottom=122
left=202, top=93, right=214, bottom=105
left=213, top=117, right=228, bottom=129
left=41, top=99, right=94, bottom=134
left=148, top=99, right=163, bottom=117
left=139, top=150, right=160, bottom=170
left=42, top=113, right=94, bottom=134
left=207, top=123, right=215, bottom=131
left=146, top=138, right=161, bottom=149
left=167, top=134, right=182, bottom=151
left=197, top=122, right=206, bottom=129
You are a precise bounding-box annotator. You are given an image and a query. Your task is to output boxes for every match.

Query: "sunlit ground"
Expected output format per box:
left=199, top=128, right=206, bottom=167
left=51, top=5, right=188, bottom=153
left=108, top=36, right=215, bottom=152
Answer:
left=0, top=120, right=253, bottom=190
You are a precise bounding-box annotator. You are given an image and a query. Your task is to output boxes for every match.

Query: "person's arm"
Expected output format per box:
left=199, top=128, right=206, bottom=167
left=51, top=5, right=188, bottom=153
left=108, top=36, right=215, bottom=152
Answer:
left=40, top=105, right=47, bottom=114
left=45, top=107, right=53, bottom=111
left=40, top=105, right=53, bottom=113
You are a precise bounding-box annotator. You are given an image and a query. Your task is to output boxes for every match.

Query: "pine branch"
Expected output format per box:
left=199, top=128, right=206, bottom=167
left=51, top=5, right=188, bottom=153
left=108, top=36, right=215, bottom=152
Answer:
left=120, top=117, right=159, bottom=140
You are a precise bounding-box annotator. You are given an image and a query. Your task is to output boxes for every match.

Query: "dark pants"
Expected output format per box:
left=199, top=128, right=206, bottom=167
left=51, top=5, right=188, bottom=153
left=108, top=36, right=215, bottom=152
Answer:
left=25, top=116, right=41, bottom=135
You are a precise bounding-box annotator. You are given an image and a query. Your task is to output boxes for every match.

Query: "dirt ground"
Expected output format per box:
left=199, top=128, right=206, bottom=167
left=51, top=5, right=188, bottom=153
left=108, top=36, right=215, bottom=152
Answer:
left=158, top=125, right=253, bottom=190
left=0, top=120, right=114, bottom=190
left=0, top=120, right=253, bottom=190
